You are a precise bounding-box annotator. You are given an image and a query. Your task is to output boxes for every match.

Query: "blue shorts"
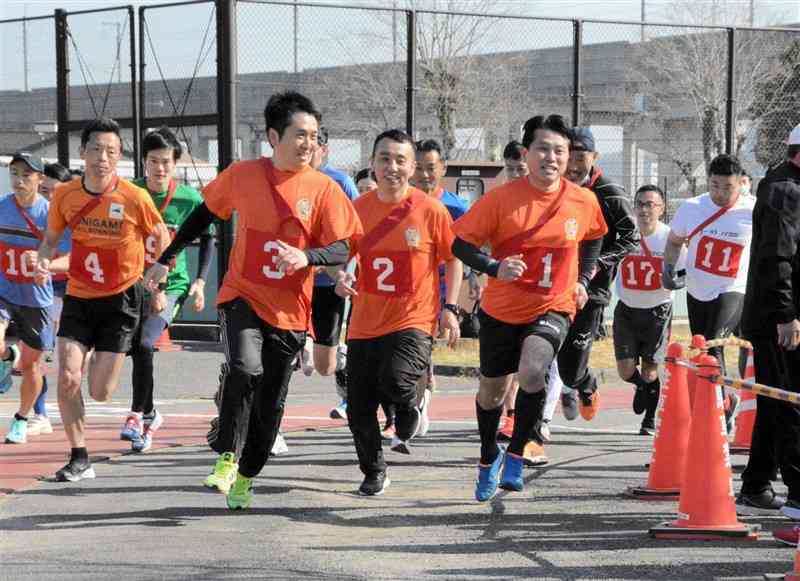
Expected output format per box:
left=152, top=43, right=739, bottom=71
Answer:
left=0, top=296, right=55, bottom=352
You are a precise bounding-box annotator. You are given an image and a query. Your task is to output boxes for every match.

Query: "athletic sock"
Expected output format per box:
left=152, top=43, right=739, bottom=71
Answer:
left=509, top=389, right=546, bottom=456
left=14, top=413, right=27, bottom=422
left=476, top=400, right=503, bottom=465
left=71, top=447, right=89, bottom=463
left=644, top=377, right=661, bottom=418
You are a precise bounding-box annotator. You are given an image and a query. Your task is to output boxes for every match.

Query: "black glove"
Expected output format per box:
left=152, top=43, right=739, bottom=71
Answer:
left=661, top=263, right=686, bottom=290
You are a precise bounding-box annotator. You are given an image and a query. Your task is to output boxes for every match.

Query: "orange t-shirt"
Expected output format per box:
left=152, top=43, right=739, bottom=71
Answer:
left=453, top=177, right=607, bottom=324
left=203, top=158, right=362, bottom=331
left=48, top=178, right=164, bottom=299
left=348, top=188, right=455, bottom=340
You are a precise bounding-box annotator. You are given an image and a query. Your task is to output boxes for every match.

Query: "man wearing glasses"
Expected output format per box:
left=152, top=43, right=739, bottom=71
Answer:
left=614, top=185, right=684, bottom=435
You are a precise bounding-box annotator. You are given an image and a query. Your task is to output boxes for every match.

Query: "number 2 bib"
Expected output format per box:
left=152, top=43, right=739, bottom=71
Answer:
left=69, top=241, right=122, bottom=291
left=360, top=250, right=413, bottom=297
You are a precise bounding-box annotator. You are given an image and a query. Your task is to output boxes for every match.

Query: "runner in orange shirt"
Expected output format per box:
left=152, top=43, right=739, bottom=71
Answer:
left=33, top=117, right=170, bottom=482
left=143, top=91, right=362, bottom=509
left=452, top=114, right=607, bottom=501
left=335, top=129, right=461, bottom=496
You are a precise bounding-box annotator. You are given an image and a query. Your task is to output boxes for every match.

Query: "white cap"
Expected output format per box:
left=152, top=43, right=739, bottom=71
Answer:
left=788, top=124, right=800, bottom=145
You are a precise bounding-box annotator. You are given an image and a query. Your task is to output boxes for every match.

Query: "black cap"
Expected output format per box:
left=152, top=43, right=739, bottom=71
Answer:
left=571, top=127, right=596, bottom=152
left=10, top=152, right=44, bottom=173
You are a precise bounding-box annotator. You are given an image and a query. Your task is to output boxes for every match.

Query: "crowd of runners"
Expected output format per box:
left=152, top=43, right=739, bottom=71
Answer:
left=3, top=90, right=800, bottom=521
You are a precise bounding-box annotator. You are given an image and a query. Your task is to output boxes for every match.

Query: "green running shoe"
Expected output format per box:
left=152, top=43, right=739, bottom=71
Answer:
left=203, top=452, right=238, bottom=494
left=226, top=473, right=253, bottom=510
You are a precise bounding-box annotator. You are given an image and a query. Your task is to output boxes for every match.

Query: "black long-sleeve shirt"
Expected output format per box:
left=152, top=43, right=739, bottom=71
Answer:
left=741, top=160, right=800, bottom=338
left=584, top=168, right=640, bottom=304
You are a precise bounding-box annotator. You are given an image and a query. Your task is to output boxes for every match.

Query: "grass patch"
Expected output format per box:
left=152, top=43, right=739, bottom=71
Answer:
left=433, top=324, right=742, bottom=371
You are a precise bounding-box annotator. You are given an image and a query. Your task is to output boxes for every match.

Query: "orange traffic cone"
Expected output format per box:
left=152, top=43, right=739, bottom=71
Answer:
left=686, top=334, right=706, bottom=410
left=730, top=349, right=756, bottom=455
left=649, top=354, right=759, bottom=540
left=154, top=328, right=181, bottom=352
left=627, top=342, right=692, bottom=500
left=764, top=538, right=800, bottom=580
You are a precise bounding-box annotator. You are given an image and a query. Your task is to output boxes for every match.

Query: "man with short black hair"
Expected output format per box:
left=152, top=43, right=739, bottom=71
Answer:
left=502, top=140, right=528, bottom=181
left=307, top=126, right=359, bottom=421
left=144, top=91, right=361, bottom=509
left=119, top=127, right=214, bottom=452
left=614, top=185, right=684, bottom=435
left=662, top=153, right=754, bottom=432
left=34, top=117, right=171, bottom=481
left=453, top=114, right=607, bottom=501
left=336, top=129, right=461, bottom=495
left=558, top=127, right=639, bottom=422
left=735, top=125, right=800, bottom=522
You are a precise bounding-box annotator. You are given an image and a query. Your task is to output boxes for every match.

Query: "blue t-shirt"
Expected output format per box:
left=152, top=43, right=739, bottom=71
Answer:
left=438, top=189, right=467, bottom=221
left=0, top=193, right=71, bottom=308
left=315, top=166, right=359, bottom=287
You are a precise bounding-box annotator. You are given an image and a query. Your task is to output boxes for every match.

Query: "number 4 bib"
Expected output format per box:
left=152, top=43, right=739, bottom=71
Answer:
left=69, top=241, right=122, bottom=290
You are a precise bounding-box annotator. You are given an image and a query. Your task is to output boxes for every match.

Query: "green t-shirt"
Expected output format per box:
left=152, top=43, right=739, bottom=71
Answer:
left=134, top=178, right=208, bottom=296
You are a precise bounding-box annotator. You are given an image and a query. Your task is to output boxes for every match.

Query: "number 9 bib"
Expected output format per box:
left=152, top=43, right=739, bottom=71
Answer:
left=69, top=241, right=122, bottom=291
left=242, top=229, right=306, bottom=289
left=360, top=251, right=413, bottom=296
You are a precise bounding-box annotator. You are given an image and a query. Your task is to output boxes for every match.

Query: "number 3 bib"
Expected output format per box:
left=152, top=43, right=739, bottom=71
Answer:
left=242, top=229, right=306, bottom=290
left=69, top=241, right=123, bottom=291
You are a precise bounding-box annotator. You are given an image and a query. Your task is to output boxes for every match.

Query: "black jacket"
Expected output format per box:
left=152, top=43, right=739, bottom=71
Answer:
left=741, top=161, right=800, bottom=338
left=584, top=168, right=640, bottom=304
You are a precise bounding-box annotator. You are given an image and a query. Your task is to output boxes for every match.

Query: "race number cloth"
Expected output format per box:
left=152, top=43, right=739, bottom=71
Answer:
left=616, top=221, right=685, bottom=309
left=202, top=158, right=361, bottom=331
left=669, top=192, right=754, bottom=301
left=453, top=176, right=607, bottom=324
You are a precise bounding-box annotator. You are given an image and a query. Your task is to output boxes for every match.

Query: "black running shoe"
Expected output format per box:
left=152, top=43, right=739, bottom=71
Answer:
left=358, top=471, right=390, bottom=496
left=639, top=417, right=656, bottom=436
left=632, top=386, right=647, bottom=415
left=736, top=489, right=785, bottom=516
left=55, top=459, right=96, bottom=482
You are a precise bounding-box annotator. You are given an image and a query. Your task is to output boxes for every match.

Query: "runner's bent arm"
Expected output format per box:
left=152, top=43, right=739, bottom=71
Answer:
left=451, top=237, right=501, bottom=278
left=578, top=237, right=603, bottom=289
left=156, top=203, right=217, bottom=267
left=596, top=187, right=639, bottom=270
left=663, top=230, right=686, bottom=269
left=195, top=233, right=215, bottom=282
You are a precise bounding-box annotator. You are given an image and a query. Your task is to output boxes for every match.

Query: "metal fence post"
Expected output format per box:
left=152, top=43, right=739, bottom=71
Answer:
left=216, top=0, right=237, bottom=286
left=572, top=19, right=583, bottom=127
left=726, top=26, right=736, bottom=154
left=406, top=9, right=416, bottom=137
left=55, top=9, right=70, bottom=166
left=129, top=6, right=141, bottom=177
left=138, top=5, right=146, bottom=168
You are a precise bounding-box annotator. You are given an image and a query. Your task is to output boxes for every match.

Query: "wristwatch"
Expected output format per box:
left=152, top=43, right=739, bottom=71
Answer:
left=443, top=303, right=461, bottom=317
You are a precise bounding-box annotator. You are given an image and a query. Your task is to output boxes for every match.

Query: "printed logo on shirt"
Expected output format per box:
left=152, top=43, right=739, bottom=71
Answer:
left=404, top=227, right=420, bottom=248
left=296, top=198, right=312, bottom=221
left=564, top=217, right=578, bottom=241
left=109, top=203, right=124, bottom=220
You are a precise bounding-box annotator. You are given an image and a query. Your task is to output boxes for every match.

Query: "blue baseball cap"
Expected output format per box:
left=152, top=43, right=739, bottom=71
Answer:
left=571, top=127, right=596, bottom=152
left=10, top=152, right=44, bottom=173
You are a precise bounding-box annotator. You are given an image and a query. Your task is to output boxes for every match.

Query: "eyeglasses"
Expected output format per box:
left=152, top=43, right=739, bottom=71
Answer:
left=635, top=201, right=662, bottom=209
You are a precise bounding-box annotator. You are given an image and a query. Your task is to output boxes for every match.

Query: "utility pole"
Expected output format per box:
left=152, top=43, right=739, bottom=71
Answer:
left=23, top=6, right=29, bottom=92
left=749, top=0, right=754, bottom=26
left=641, top=0, right=646, bottom=43
left=392, top=0, right=398, bottom=63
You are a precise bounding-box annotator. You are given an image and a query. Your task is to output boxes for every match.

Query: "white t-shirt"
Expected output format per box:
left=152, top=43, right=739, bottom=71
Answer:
left=669, top=192, right=755, bottom=301
left=615, top=221, right=685, bottom=309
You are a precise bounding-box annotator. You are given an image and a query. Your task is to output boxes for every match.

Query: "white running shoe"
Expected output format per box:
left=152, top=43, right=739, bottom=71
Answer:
left=301, top=337, right=314, bottom=377
left=27, top=415, right=53, bottom=436
left=329, top=400, right=347, bottom=420
left=416, top=388, right=431, bottom=437
left=271, top=433, right=289, bottom=456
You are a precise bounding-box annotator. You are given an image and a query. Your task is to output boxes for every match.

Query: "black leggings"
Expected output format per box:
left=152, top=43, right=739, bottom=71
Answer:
left=686, top=291, right=744, bottom=376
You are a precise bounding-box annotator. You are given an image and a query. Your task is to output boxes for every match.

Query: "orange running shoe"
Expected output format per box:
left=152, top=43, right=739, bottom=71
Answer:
left=496, top=414, right=514, bottom=442
left=579, top=390, right=600, bottom=421
left=522, top=440, right=549, bottom=466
